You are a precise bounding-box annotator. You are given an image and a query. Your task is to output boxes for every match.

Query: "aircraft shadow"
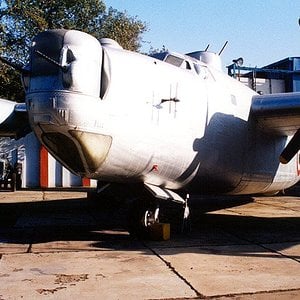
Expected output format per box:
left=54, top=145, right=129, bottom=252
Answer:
left=177, top=113, right=286, bottom=194
left=0, top=194, right=299, bottom=260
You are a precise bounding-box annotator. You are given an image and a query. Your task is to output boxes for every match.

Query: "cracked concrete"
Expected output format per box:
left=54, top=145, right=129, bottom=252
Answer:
left=0, top=189, right=299, bottom=299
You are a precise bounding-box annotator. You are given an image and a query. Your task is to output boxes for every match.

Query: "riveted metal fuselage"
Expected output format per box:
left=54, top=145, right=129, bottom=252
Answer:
left=26, top=29, right=299, bottom=195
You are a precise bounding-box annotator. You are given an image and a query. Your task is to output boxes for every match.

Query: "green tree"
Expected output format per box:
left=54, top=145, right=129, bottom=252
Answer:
left=0, top=0, right=146, bottom=101
left=98, top=7, right=146, bottom=52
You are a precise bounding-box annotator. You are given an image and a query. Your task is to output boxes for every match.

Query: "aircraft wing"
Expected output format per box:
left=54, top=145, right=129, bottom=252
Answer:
left=251, top=92, right=300, bottom=136
left=250, top=92, right=300, bottom=163
left=0, top=98, right=31, bottom=139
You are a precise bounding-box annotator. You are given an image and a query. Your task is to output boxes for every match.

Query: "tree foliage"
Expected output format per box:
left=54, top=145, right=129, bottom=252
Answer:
left=98, top=7, right=146, bottom=52
left=0, top=0, right=147, bottom=101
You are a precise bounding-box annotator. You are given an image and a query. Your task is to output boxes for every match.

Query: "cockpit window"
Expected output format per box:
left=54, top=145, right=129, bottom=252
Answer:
left=194, top=64, right=201, bottom=74
left=185, top=61, right=191, bottom=70
left=150, top=51, right=195, bottom=72
left=66, top=48, right=76, bottom=64
left=165, top=55, right=184, bottom=67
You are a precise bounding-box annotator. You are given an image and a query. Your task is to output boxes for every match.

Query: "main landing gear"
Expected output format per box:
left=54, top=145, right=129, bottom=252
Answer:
left=128, top=183, right=191, bottom=238
left=143, top=206, right=160, bottom=227
left=93, top=182, right=191, bottom=239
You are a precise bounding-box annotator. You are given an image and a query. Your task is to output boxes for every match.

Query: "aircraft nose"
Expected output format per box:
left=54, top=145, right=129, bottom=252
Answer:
left=29, top=29, right=102, bottom=97
left=26, top=29, right=114, bottom=177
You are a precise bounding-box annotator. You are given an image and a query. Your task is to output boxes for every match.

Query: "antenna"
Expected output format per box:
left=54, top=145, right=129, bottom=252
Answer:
left=204, top=44, right=210, bottom=51
left=218, top=41, right=228, bottom=56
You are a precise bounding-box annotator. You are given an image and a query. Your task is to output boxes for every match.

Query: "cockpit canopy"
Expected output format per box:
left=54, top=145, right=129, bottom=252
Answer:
left=151, top=50, right=222, bottom=72
left=150, top=51, right=196, bottom=72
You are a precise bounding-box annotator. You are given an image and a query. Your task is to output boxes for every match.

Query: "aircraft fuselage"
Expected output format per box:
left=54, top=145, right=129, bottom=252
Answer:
left=25, top=29, right=299, bottom=195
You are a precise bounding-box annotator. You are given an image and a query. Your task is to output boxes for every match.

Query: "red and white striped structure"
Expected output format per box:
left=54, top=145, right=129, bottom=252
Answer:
left=7, top=133, right=97, bottom=188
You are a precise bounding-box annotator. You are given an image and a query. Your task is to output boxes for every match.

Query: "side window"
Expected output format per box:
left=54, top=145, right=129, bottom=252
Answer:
left=184, top=61, right=191, bottom=70
left=194, top=64, right=208, bottom=79
left=100, top=50, right=111, bottom=99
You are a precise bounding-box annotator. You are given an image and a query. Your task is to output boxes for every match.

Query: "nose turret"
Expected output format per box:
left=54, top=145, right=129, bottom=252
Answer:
left=29, top=29, right=102, bottom=96
left=25, top=30, right=112, bottom=177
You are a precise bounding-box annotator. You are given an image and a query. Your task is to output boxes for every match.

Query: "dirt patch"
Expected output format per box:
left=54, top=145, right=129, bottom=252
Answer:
left=55, top=273, right=88, bottom=284
left=36, top=287, right=66, bottom=295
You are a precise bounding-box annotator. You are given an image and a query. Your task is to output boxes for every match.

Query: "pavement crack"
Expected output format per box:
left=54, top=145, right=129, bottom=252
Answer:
left=223, top=229, right=300, bottom=263
left=258, top=243, right=300, bottom=264
left=205, top=287, right=300, bottom=299
left=143, top=242, right=204, bottom=298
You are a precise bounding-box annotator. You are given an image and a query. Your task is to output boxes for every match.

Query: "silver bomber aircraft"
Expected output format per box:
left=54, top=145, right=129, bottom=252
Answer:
left=1, top=29, right=300, bottom=230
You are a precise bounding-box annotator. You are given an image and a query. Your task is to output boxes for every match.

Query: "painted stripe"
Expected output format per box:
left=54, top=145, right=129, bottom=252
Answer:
left=40, top=145, right=48, bottom=188
left=297, top=152, right=300, bottom=176
left=82, top=177, right=90, bottom=187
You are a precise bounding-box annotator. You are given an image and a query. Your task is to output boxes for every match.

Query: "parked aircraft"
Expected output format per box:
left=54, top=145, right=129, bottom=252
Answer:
left=1, top=29, right=300, bottom=231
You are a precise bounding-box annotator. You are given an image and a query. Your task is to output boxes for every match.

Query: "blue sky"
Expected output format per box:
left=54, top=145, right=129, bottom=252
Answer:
left=105, top=0, right=300, bottom=69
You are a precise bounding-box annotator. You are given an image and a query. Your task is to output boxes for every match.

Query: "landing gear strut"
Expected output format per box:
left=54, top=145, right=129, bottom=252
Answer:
left=181, top=194, right=191, bottom=232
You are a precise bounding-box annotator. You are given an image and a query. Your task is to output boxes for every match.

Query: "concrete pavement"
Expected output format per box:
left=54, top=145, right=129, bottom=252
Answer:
left=0, top=189, right=299, bottom=299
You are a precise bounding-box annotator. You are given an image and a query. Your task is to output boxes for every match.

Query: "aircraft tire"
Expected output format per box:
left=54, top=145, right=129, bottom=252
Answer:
left=127, top=198, right=156, bottom=239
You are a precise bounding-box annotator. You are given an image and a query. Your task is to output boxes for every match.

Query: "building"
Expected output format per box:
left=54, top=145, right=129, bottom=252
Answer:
left=2, top=133, right=96, bottom=189
left=227, top=57, right=300, bottom=94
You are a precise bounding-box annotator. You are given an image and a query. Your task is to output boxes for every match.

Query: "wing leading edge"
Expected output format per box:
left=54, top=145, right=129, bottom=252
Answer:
left=251, top=92, right=300, bottom=163
left=0, top=98, right=31, bottom=139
